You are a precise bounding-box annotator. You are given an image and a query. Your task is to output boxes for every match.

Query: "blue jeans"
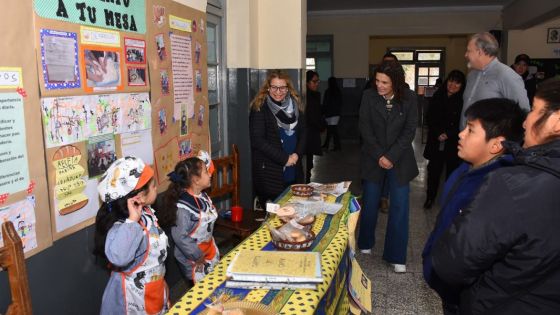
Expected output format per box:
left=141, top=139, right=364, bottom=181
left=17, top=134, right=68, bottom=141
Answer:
left=358, top=169, right=410, bottom=264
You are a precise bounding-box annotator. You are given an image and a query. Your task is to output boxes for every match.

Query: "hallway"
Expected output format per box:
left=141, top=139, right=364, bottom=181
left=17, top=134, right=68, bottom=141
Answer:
left=311, top=130, right=444, bottom=314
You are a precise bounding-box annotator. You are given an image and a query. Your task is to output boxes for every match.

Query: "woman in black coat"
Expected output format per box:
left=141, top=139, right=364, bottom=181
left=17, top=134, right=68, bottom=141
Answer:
left=432, top=78, right=560, bottom=314
left=249, top=70, right=306, bottom=204
left=304, top=70, right=324, bottom=183
left=322, top=77, right=342, bottom=151
left=423, top=70, right=466, bottom=209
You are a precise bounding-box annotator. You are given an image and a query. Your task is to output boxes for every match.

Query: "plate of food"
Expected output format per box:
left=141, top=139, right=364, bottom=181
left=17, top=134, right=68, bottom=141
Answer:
left=201, top=301, right=277, bottom=315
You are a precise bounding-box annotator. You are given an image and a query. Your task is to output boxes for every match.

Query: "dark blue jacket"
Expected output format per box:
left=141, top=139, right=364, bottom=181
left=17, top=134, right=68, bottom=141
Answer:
left=422, top=155, right=513, bottom=304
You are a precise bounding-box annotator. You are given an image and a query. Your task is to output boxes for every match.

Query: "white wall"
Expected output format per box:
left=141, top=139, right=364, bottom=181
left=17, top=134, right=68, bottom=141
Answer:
left=308, top=9, right=502, bottom=78
left=173, top=0, right=206, bottom=12
left=507, top=17, right=560, bottom=64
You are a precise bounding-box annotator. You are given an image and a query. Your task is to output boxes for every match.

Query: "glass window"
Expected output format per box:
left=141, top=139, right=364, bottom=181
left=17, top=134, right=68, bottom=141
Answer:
left=418, top=77, right=429, bottom=86
left=418, top=67, right=429, bottom=76
left=418, top=52, right=441, bottom=61
left=393, top=52, right=414, bottom=61
left=402, top=64, right=416, bottom=91
left=429, top=67, right=440, bottom=76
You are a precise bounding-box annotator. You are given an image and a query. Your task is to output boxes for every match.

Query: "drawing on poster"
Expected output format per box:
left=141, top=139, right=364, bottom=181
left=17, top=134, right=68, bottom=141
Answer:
left=160, top=70, right=170, bottom=95
left=127, top=67, right=146, bottom=86
left=83, top=49, right=121, bottom=88
left=52, top=145, right=88, bottom=215
left=118, top=93, right=151, bottom=133
left=179, top=138, right=192, bottom=160
left=93, top=95, right=119, bottom=135
left=158, top=108, right=167, bottom=134
left=87, top=134, right=117, bottom=178
left=154, top=137, right=179, bottom=184
left=124, top=38, right=146, bottom=64
left=40, top=29, right=80, bottom=89
left=41, top=96, right=91, bottom=148
left=0, top=196, right=37, bottom=253
left=197, top=104, right=204, bottom=127
left=195, top=41, right=201, bottom=64
left=155, top=34, right=167, bottom=61
left=195, top=69, right=202, bottom=92
left=153, top=5, right=166, bottom=27
left=180, top=108, right=188, bottom=135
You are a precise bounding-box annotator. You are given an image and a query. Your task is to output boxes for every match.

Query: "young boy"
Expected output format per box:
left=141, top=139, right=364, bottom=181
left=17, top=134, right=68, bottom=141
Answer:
left=422, top=98, right=526, bottom=314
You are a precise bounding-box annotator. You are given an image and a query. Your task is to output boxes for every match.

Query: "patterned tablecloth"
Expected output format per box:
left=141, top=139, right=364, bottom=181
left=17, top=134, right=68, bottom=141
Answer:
left=166, top=190, right=352, bottom=315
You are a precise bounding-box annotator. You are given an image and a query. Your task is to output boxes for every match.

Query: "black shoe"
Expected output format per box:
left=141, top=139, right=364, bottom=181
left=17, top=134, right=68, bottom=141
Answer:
left=423, top=199, right=433, bottom=209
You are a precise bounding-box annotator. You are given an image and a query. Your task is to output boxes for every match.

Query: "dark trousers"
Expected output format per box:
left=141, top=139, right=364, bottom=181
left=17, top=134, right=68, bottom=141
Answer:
left=323, top=125, right=341, bottom=150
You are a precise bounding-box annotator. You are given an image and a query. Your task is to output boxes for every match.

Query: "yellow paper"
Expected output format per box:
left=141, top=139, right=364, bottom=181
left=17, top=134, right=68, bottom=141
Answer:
left=52, top=147, right=88, bottom=213
left=229, top=250, right=319, bottom=279
left=349, top=256, right=372, bottom=313
left=0, top=67, right=23, bottom=88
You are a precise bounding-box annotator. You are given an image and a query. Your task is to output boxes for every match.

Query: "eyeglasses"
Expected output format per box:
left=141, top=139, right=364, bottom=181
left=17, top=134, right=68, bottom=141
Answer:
left=269, top=85, right=288, bottom=93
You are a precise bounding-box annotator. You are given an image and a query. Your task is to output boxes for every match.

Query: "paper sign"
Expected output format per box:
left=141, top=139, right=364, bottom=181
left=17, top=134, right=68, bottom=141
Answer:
left=170, top=34, right=194, bottom=120
left=121, top=129, right=154, bottom=165
left=80, top=26, right=121, bottom=47
left=52, top=145, right=88, bottom=215
left=40, top=29, right=80, bottom=89
left=54, top=178, right=99, bottom=233
left=169, top=15, right=192, bottom=32
left=0, top=93, right=30, bottom=195
left=349, top=255, right=372, bottom=313
left=0, top=67, right=23, bottom=89
left=0, top=196, right=37, bottom=253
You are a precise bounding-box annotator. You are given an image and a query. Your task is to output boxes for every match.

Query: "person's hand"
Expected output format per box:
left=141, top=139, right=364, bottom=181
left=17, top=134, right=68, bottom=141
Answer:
left=378, top=156, right=393, bottom=169
left=194, top=256, right=206, bottom=270
left=438, top=133, right=448, bottom=141
left=127, top=196, right=143, bottom=222
left=286, top=153, right=299, bottom=166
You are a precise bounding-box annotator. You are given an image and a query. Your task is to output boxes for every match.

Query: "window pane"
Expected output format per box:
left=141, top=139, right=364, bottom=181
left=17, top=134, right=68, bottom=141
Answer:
left=315, top=42, right=330, bottom=52
left=392, top=52, right=413, bottom=61
left=429, top=67, right=440, bottom=76
left=207, top=23, right=217, bottom=63
left=418, top=76, right=429, bottom=86
left=418, top=67, right=429, bottom=76
left=307, top=42, right=317, bottom=53
left=418, top=52, right=441, bottom=61
left=429, top=77, right=439, bottom=86
left=208, top=66, right=218, bottom=104
left=306, top=58, right=316, bottom=69
left=402, top=64, right=415, bottom=91
left=209, top=104, right=221, bottom=143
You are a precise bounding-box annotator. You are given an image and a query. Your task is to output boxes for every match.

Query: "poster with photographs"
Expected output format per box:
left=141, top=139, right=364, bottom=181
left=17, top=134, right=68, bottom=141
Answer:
left=124, top=37, right=146, bottom=64
left=128, top=67, right=147, bottom=86
left=81, top=46, right=123, bottom=92
left=86, top=134, right=117, bottom=178
left=155, top=33, right=167, bottom=61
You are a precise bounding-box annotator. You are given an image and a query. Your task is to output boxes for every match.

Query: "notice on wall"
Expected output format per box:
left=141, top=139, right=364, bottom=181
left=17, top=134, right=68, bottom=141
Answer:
left=170, top=33, right=194, bottom=120
left=0, top=196, right=37, bottom=253
left=52, top=145, right=88, bottom=215
left=0, top=93, right=30, bottom=195
left=121, top=129, right=154, bottom=165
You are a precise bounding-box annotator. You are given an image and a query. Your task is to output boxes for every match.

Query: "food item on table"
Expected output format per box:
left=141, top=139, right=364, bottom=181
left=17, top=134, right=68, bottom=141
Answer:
left=289, top=229, right=307, bottom=242
left=277, top=206, right=296, bottom=217
left=297, top=215, right=315, bottom=225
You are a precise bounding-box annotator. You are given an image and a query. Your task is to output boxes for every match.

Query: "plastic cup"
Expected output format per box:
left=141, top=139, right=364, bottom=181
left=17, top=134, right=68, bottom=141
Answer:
left=231, top=206, right=243, bottom=222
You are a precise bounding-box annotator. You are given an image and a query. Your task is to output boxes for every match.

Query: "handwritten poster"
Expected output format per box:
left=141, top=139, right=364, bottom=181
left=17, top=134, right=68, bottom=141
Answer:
left=54, top=178, right=99, bottom=233
left=121, top=129, right=154, bottom=165
left=0, top=93, right=30, bottom=195
left=40, top=29, right=80, bottom=89
left=0, top=67, right=23, bottom=89
left=0, top=196, right=37, bottom=253
left=52, top=145, right=88, bottom=215
left=170, top=33, right=194, bottom=120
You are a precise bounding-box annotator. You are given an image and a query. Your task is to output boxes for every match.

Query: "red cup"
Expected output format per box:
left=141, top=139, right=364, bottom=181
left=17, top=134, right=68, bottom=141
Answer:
left=231, top=206, right=243, bottom=222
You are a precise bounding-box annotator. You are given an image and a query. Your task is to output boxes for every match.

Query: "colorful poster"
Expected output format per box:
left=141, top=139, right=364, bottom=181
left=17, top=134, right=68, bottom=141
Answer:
left=40, top=29, right=80, bottom=90
left=81, top=46, right=123, bottom=92
left=120, top=129, right=154, bottom=165
left=54, top=178, right=99, bottom=233
left=170, top=33, right=194, bottom=120
left=124, top=37, right=146, bottom=64
left=86, top=134, right=117, bottom=178
left=154, top=137, right=179, bottom=184
left=33, top=0, right=146, bottom=34
left=41, top=96, right=90, bottom=148
left=117, top=93, right=151, bottom=133
left=0, top=196, right=37, bottom=253
left=52, top=145, right=88, bottom=215
left=0, top=93, right=30, bottom=195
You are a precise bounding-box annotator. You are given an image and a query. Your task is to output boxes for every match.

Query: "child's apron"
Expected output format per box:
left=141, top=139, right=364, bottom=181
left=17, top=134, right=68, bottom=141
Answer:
left=188, top=195, right=219, bottom=282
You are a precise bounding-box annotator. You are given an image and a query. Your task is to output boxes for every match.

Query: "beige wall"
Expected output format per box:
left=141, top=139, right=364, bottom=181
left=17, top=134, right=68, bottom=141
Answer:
left=226, top=0, right=305, bottom=69
left=173, top=0, right=206, bottom=12
left=369, top=35, right=469, bottom=77
left=507, top=17, right=560, bottom=64
left=308, top=9, right=502, bottom=78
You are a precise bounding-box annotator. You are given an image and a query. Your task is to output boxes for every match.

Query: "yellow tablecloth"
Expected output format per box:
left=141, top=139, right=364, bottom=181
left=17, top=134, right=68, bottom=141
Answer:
left=167, top=191, right=352, bottom=315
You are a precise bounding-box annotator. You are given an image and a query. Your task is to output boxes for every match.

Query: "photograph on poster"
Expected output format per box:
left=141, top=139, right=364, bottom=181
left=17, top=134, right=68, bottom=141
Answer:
left=195, top=69, right=202, bottom=92
left=179, top=138, right=192, bottom=160
left=158, top=108, right=168, bottom=134
left=160, top=69, right=170, bottom=94
left=197, top=104, right=204, bottom=127
left=153, top=5, right=166, bottom=27
left=83, top=49, right=122, bottom=88
left=548, top=28, right=560, bottom=43
left=195, top=41, right=201, bottom=64
left=87, top=134, right=117, bottom=178
left=125, top=47, right=145, bottom=64
left=127, top=67, right=146, bottom=86
left=155, top=33, right=167, bottom=61
left=40, top=29, right=80, bottom=89
left=180, top=108, right=188, bottom=135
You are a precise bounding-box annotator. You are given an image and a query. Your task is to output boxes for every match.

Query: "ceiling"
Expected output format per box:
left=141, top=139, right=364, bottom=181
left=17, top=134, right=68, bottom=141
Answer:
left=308, top=0, right=515, bottom=12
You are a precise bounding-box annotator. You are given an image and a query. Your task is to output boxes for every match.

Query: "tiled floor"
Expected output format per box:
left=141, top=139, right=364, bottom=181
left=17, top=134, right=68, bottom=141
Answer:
left=312, top=131, right=443, bottom=314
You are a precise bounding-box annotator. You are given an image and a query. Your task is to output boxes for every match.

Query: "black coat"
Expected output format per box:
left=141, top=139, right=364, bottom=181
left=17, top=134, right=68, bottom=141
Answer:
left=323, top=88, right=342, bottom=118
left=423, top=89, right=463, bottom=162
left=249, top=103, right=306, bottom=200
left=305, top=90, right=324, bottom=155
left=432, top=140, right=560, bottom=315
left=359, top=88, right=419, bottom=185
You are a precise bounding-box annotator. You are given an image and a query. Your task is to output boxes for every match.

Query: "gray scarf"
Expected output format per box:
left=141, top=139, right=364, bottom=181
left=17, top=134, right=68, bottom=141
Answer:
left=266, top=95, right=299, bottom=135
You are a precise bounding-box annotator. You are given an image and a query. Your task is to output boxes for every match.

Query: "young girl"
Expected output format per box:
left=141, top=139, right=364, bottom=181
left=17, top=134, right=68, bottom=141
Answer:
left=159, top=151, right=219, bottom=282
left=93, top=156, right=169, bottom=315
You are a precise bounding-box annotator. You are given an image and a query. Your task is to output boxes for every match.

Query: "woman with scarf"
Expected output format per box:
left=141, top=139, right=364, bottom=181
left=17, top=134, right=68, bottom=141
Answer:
left=249, top=70, right=307, bottom=205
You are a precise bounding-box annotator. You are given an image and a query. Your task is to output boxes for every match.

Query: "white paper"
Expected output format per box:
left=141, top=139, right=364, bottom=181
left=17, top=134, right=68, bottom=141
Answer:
left=0, top=196, right=37, bottom=253
left=120, top=129, right=154, bottom=165
left=55, top=178, right=100, bottom=233
left=170, top=34, right=194, bottom=121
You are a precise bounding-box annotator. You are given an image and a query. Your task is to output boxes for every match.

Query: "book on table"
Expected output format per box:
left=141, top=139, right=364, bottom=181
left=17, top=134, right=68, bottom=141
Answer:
left=225, top=280, right=317, bottom=290
left=226, top=249, right=323, bottom=283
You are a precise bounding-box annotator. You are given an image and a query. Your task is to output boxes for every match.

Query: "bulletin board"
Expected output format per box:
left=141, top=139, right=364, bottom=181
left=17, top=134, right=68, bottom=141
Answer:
left=0, top=0, right=52, bottom=257
left=146, top=0, right=210, bottom=191
left=25, top=0, right=210, bottom=241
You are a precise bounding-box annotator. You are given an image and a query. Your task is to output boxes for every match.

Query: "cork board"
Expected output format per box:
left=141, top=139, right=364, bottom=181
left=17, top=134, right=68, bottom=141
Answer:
left=0, top=0, right=52, bottom=257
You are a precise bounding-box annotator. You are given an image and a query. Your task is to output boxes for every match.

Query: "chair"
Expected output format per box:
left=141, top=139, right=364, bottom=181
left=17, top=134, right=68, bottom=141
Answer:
left=0, top=221, right=32, bottom=315
left=208, top=144, right=265, bottom=241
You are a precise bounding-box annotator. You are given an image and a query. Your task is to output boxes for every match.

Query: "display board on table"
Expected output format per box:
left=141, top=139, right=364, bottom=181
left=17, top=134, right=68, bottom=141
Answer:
left=0, top=0, right=52, bottom=257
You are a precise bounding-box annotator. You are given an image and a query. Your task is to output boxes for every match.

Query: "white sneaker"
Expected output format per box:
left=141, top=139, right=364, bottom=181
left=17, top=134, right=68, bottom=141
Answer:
left=360, top=249, right=372, bottom=254
left=393, top=264, right=406, bottom=273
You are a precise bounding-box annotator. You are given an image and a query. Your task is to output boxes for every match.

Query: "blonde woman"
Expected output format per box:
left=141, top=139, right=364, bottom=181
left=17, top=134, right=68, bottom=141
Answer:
left=249, top=70, right=307, bottom=205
